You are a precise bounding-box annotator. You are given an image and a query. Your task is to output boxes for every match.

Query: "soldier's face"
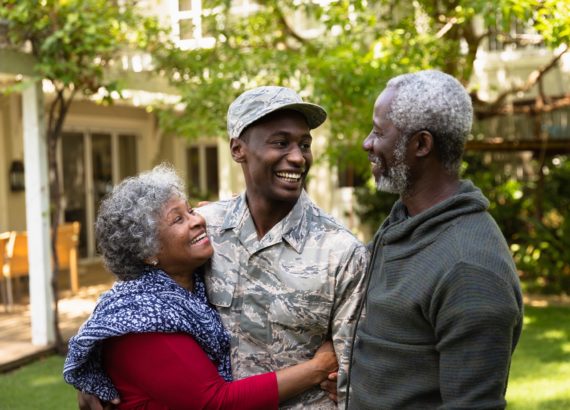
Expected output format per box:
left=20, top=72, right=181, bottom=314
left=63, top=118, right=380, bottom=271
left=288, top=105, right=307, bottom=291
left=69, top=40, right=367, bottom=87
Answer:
left=232, top=110, right=313, bottom=205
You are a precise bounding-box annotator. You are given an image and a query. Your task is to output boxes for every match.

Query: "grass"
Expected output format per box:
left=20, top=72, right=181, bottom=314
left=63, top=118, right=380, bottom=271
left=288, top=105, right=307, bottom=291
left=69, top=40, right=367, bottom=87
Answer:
left=0, top=305, right=568, bottom=409
left=506, top=305, right=570, bottom=409
left=0, top=355, right=76, bottom=410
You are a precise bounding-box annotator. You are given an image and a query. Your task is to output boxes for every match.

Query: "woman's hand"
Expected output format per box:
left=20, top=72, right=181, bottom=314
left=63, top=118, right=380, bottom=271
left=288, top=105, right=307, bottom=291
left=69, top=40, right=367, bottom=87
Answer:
left=275, top=339, right=339, bottom=402
left=77, top=391, right=120, bottom=410
left=311, top=340, right=338, bottom=377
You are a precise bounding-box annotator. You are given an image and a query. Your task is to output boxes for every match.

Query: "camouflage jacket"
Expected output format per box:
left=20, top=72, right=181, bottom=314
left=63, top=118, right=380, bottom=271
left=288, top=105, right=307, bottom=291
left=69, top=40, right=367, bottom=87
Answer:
left=198, top=191, right=369, bottom=409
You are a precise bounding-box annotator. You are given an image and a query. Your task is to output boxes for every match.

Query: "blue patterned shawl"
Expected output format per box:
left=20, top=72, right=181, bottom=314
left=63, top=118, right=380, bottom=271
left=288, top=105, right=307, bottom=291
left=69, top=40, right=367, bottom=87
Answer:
left=63, top=267, right=232, bottom=401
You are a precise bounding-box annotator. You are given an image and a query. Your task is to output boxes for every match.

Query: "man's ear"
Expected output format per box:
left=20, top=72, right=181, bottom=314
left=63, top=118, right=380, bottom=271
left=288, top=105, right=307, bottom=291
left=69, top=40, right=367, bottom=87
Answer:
left=230, top=138, right=246, bottom=163
left=412, top=130, right=433, bottom=158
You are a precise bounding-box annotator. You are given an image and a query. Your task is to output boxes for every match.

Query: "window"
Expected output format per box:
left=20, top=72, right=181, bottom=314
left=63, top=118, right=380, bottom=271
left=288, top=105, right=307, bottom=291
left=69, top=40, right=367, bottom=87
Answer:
left=186, top=145, right=219, bottom=200
left=60, top=132, right=138, bottom=258
left=171, top=0, right=259, bottom=49
left=171, top=0, right=219, bottom=49
left=486, top=15, right=543, bottom=51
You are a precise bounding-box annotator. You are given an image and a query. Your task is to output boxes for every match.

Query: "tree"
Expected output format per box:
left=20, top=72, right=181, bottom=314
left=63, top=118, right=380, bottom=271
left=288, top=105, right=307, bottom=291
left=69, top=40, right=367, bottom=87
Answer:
left=154, top=0, right=569, bottom=292
left=0, top=0, right=165, bottom=352
left=156, top=0, right=570, bottom=164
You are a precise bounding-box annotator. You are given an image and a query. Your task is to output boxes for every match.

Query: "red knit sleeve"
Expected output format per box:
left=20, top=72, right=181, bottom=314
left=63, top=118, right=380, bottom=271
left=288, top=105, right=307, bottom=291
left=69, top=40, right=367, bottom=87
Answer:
left=102, top=332, right=278, bottom=410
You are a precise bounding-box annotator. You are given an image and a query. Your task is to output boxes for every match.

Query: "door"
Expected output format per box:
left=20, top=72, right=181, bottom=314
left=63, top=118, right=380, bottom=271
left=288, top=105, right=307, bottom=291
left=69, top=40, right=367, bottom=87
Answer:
left=61, top=131, right=138, bottom=258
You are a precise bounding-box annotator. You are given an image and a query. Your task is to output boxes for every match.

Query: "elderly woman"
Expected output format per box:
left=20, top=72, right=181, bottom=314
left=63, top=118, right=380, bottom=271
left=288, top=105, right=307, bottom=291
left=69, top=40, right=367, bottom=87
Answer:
left=63, top=164, right=337, bottom=409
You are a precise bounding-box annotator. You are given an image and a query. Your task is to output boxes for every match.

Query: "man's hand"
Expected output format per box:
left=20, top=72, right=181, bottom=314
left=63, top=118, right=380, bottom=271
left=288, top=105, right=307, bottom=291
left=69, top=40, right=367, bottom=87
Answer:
left=320, top=371, right=338, bottom=403
left=77, top=391, right=120, bottom=410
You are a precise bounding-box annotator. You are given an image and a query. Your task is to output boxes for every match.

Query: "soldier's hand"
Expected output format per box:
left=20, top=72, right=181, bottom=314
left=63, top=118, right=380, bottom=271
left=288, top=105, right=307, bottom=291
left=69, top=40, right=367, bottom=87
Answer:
left=320, top=371, right=338, bottom=403
left=77, top=391, right=120, bottom=410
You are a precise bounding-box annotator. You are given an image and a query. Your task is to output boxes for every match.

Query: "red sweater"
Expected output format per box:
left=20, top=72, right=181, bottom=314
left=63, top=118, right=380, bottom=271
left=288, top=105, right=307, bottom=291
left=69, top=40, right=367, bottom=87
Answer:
left=102, top=332, right=278, bottom=410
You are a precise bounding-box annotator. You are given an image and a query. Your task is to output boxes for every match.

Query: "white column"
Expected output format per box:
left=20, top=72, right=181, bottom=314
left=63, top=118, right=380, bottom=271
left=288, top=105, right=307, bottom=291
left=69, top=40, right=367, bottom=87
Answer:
left=22, top=81, right=54, bottom=346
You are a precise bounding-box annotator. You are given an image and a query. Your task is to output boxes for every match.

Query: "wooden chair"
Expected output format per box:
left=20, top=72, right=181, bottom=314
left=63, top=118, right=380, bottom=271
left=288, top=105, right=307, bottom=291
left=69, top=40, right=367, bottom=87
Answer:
left=1, top=222, right=81, bottom=310
left=56, top=222, right=81, bottom=293
left=0, top=231, right=12, bottom=311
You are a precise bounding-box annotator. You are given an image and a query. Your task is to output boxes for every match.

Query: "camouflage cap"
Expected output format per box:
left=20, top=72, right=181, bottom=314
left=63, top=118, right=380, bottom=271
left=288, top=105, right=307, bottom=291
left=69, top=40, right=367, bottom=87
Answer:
left=227, top=86, right=327, bottom=139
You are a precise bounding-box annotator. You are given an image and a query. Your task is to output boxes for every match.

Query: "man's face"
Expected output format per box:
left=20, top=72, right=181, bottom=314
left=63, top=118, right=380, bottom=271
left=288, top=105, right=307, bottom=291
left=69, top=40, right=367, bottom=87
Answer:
left=232, top=110, right=313, bottom=205
left=362, top=87, right=410, bottom=195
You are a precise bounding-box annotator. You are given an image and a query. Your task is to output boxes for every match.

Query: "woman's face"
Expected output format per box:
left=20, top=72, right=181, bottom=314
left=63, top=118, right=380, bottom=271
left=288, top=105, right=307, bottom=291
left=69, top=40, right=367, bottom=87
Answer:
left=154, top=196, right=213, bottom=276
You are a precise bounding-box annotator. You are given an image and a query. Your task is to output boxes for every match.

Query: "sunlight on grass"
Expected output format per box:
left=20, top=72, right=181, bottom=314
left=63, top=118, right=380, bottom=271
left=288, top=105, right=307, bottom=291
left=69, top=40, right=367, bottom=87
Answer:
left=523, top=315, right=536, bottom=325
left=539, top=330, right=565, bottom=340
left=506, top=306, right=570, bottom=410
left=31, top=374, right=65, bottom=387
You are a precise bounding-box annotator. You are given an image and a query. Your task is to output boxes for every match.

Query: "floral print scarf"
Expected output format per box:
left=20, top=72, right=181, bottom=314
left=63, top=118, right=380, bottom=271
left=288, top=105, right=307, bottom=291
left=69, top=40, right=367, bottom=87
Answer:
left=63, top=267, right=232, bottom=401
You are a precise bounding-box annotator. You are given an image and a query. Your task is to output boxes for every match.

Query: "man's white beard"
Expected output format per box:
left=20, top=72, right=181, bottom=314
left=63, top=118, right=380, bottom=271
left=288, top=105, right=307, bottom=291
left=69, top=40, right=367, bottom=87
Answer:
left=376, top=162, right=409, bottom=194
left=375, top=144, right=410, bottom=195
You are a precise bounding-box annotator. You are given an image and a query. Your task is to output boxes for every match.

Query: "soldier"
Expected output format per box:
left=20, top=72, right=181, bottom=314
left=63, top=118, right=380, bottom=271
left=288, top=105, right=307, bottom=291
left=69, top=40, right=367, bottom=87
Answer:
left=77, top=86, right=368, bottom=410
left=198, top=86, right=368, bottom=409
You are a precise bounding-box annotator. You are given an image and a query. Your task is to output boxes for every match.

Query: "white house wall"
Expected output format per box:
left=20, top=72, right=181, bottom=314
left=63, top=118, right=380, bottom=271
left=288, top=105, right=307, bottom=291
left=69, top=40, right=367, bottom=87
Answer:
left=473, top=47, right=570, bottom=102
left=0, top=95, right=9, bottom=230
left=0, top=94, right=27, bottom=231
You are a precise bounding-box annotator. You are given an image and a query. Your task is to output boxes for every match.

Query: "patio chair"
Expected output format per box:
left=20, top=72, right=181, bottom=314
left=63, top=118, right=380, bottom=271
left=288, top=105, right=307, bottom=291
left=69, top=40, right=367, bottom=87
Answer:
left=0, top=231, right=12, bottom=311
left=1, top=222, right=81, bottom=311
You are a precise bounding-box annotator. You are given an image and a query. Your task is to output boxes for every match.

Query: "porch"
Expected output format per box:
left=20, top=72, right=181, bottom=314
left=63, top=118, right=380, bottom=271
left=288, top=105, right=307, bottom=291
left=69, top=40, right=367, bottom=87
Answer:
left=0, top=260, right=114, bottom=372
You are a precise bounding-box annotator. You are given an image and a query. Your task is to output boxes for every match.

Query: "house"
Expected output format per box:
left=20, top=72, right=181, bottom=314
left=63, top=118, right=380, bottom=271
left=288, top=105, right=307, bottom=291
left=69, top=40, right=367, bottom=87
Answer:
left=0, top=0, right=360, bottom=346
left=1, top=1, right=569, bottom=346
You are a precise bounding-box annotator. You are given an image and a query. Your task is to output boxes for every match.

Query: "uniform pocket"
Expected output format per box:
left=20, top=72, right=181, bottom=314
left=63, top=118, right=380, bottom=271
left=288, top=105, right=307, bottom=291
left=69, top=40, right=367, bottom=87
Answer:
left=268, top=291, right=332, bottom=351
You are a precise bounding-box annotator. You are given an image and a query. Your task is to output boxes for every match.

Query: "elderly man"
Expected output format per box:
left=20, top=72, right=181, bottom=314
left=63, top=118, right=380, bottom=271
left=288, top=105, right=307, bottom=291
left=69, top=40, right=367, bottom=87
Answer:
left=199, top=86, right=368, bottom=409
left=346, top=70, right=523, bottom=409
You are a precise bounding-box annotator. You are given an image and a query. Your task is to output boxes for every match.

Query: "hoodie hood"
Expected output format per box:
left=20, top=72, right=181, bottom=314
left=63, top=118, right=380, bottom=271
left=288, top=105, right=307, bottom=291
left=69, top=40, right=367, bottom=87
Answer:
left=377, top=180, right=489, bottom=250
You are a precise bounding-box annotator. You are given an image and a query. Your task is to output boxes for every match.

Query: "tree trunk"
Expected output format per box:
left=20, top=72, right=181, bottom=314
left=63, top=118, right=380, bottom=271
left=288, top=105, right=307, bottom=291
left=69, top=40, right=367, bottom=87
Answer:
left=46, top=88, right=75, bottom=355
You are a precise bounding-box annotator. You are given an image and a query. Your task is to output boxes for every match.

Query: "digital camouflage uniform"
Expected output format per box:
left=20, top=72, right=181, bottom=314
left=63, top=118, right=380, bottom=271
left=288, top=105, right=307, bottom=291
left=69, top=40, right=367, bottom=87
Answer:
left=198, top=191, right=369, bottom=409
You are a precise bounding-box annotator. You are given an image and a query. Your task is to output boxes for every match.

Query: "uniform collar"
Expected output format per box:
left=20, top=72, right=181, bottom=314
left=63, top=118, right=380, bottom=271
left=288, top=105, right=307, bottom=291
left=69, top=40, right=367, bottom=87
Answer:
left=220, top=190, right=313, bottom=254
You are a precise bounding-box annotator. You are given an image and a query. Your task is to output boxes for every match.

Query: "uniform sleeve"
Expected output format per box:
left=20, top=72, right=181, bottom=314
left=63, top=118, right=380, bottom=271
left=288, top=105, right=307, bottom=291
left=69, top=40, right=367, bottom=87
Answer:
left=103, top=332, right=278, bottom=410
left=330, top=243, right=370, bottom=406
left=432, top=263, right=523, bottom=409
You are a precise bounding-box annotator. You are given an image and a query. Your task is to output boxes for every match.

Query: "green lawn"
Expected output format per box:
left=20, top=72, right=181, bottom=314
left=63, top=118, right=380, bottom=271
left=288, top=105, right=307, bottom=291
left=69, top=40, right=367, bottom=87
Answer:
left=0, top=305, right=568, bottom=409
left=0, top=355, right=76, bottom=410
left=506, top=305, right=570, bottom=409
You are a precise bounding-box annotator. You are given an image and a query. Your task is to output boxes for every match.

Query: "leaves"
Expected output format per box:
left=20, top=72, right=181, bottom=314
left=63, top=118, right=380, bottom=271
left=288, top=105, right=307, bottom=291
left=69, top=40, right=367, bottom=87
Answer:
left=0, top=0, right=166, bottom=95
left=151, top=1, right=569, bottom=156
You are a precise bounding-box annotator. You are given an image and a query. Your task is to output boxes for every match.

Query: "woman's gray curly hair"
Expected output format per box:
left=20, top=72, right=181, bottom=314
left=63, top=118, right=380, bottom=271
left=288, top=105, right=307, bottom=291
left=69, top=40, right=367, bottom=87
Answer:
left=386, top=70, right=473, bottom=174
left=95, top=164, right=187, bottom=280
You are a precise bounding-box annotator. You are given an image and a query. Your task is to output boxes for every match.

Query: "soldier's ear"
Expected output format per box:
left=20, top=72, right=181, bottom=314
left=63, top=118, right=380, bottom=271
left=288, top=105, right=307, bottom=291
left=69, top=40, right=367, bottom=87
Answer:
left=230, top=138, right=246, bottom=163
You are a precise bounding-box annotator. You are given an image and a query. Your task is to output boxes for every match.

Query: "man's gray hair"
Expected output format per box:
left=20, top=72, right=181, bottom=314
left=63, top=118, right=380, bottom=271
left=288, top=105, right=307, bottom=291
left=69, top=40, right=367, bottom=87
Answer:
left=95, top=164, right=187, bottom=280
left=386, top=70, right=473, bottom=173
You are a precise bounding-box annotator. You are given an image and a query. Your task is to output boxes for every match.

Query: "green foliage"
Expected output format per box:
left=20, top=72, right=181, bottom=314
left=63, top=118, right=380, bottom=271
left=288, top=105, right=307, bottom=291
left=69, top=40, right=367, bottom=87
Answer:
left=514, top=157, right=570, bottom=294
left=463, top=153, right=570, bottom=294
left=154, top=0, right=570, bottom=162
left=0, top=0, right=167, bottom=99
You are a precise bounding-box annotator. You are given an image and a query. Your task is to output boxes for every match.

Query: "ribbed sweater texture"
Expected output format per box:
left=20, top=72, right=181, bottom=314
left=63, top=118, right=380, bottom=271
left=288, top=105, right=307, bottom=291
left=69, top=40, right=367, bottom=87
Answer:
left=348, top=180, right=523, bottom=410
